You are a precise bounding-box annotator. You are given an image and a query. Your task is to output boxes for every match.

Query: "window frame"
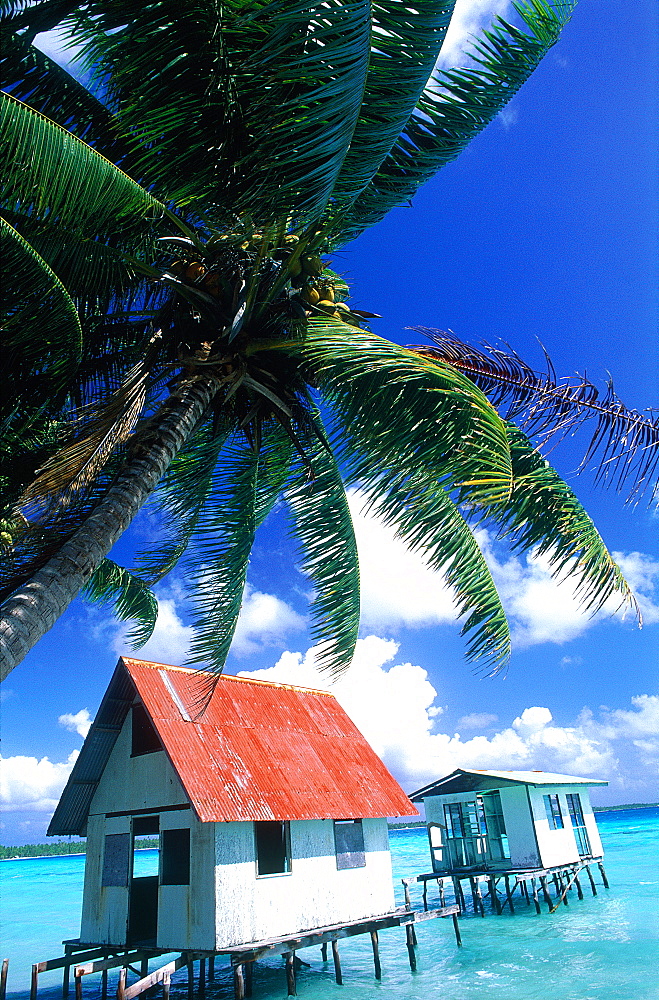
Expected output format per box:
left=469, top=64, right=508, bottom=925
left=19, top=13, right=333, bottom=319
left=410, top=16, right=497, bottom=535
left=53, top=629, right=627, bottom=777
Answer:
left=254, top=821, right=292, bottom=877
left=160, top=827, right=191, bottom=885
left=334, top=818, right=366, bottom=871
left=543, top=793, right=564, bottom=830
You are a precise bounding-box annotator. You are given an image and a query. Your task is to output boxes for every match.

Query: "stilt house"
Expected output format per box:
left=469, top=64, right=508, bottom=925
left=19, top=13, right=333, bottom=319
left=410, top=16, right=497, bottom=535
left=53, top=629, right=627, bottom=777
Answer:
left=48, top=658, right=417, bottom=952
left=410, top=768, right=606, bottom=873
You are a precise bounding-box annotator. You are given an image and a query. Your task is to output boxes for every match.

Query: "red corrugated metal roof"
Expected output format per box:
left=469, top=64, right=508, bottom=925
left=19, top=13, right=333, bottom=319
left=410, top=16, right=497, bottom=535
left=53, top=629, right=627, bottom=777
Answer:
left=122, top=658, right=417, bottom=822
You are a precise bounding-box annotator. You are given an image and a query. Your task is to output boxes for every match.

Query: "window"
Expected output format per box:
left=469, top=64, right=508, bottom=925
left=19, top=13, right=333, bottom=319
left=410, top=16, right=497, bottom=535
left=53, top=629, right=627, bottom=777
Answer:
left=334, top=819, right=366, bottom=870
left=544, top=794, right=564, bottom=830
left=566, top=793, right=591, bottom=856
left=131, top=703, right=162, bottom=756
left=443, top=803, right=465, bottom=839
left=255, top=821, right=291, bottom=875
left=102, top=833, right=130, bottom=887
left=161, top=828, right=191, bottom=885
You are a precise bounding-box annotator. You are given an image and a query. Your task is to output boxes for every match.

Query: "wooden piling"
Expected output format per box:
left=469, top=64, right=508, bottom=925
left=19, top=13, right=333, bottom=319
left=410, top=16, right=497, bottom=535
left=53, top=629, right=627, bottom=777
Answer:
left=186, top=958, right=193, bottom=1000
left=540, top=875, right=553, bottom=909
left=116, top=968, right=126, bottom=1000
left=452, top=913, right=462, bottom=948
left=208, top=957, right=215, bottom=982
left=504, top=875, right=515, bottom=914
left=331, top=941, right=342, bottom=986
left=405, top=924, right=417, bottom=972
left=585, top=865, right=598, bottom=895
left=531, top=878, right=541, bottom=915
left=574, top=873, right=584, bottom=900
left=284, top=952, right=296, bottom=997
left=101, top=968, right=108, bottom=1000
left=370, top=931, right=381, bottom=980
left=198, top=959, right=205, bottom=997
left=1, top=959, right=8, bottom=1000
left=489, top=876, right=502, bottom=914
left=244, top=961, right=253, bottom=999
left=162, top=972, right=170, bottom=1000
left=233, top=964, right=245, bottom=1000
left=320, top=943, right=327, bottom=962
left=598, top=863, right=610, bottom=889
left=439, top=879, right=446, bottom=907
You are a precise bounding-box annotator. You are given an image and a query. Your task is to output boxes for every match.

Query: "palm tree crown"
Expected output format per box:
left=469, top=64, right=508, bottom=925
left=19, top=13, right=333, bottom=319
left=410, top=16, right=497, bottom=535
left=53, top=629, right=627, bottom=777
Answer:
left=0, top=0, right=638, bottom=679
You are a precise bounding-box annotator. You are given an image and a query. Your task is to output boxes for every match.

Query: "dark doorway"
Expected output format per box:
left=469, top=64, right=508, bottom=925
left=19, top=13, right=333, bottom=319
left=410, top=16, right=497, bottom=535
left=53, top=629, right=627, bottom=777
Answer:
left=128, top=815, right=160, bottom=945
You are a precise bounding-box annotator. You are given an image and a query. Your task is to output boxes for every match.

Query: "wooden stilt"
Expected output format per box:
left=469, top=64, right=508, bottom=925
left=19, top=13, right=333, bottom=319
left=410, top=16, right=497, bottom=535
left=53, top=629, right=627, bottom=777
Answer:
left=405, top=925, right=417, bottom=972
left=140, top=959, right=148, bottom=980
left=540, top=875, right=553, bottom=909
left=101, top=969, right=108, bottom=1000
left=320, top=943, right=327, bottom=962
left=198, top=959, right=206, bottom=996
left=370, top=932, right=381, bottom=981
left=284, top=952, right=296, bottom=997
left=522, top=880, right=530, bottom=904
left=422, top=882, right=428, bottom=911
left=574, top=873, right=584, bottom=900
left=117, top=968, right=126, bottom=1000
left=0, top=959, right=8, bottom=1000
left=208, top=957, right=215, bottom=982
left=475, top=878, right=485, bottom=917
left=598, top=863, right=610, bottom=889
left=31, top=964, right=38, bottom=1000
left=233, top=964, right=245, bottom=1000
left=452, top=913, right=462, bottom=948
left=331, top=941, right=342, bottom=986
left=504, top=875, right=515, bottom=914
left=162, top=972, right=170, bottom=1000
left=585, top=865, right=598, bottom=895
left=469, top=877, right=479, bottom=914
left=244, top=961, right=253, bottom=999
left=531, top=878, right=541, bottom=915
left=439, top=879, right=446, bottom=908
left=489, top=876, right=502, bottom=914
left=187, top=958, right=194, bottom=1000
left=561, top=873, right=569, bottom=906
left=63, top=955, right=70, bottom=998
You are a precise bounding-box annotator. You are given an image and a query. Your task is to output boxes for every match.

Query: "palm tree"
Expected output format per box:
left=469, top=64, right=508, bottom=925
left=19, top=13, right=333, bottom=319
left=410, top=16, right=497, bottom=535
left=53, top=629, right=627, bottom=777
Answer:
left=0, top=0, right=638, bottom=680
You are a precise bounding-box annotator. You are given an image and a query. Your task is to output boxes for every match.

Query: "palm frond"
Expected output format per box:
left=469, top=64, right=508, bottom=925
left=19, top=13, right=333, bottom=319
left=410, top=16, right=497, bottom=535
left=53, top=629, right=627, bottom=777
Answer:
left=0, top=215, right=82, bottom=398
left=330, top=0, right=456, bottom=206
left=64, top=0, right=372, bottom=224
left=82, top=557, right=158, bottom=647
left=484, top=424, right=639, bottom=619
left=411, top=329, right=659, bottom=502
left=335, top=0, right=576, bottom=242
left=1, top=29, right=136, bottom=165
left=134, top=422, right=229, bottom=586
left=275, top=318, right=513, bottom=507
left=285, top=409, right=359, bottom=678
left=0, top=91, right=164, bottom=235
left=364, top=473, right=511, bottom=672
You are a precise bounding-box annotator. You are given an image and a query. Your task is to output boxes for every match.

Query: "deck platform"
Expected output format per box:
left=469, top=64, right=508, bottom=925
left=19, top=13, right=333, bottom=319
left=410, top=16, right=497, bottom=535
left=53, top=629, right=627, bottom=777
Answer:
left=416, top=857, right=609, bottom=915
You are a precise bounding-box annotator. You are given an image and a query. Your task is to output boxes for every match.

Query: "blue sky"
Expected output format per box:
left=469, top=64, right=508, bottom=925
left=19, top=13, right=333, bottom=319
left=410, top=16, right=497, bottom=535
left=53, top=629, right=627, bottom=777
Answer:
left=1, top=0, right=657, bottom=843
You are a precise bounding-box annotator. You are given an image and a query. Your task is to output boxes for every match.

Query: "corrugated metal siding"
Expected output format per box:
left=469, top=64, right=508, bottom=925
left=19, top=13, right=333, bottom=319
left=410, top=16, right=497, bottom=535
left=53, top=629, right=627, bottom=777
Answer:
left=123, top=659, right=416, bottom=823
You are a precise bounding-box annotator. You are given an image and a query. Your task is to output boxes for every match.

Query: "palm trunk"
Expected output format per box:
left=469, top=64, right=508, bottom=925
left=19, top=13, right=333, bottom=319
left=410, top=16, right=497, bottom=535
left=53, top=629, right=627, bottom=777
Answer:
left=0, top=375, right=220, bottom=679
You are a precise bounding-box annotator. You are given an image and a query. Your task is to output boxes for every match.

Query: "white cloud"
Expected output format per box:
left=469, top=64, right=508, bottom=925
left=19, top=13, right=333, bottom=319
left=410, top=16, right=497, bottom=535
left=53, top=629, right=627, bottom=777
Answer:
left=0, top=750, right=78, bottom=813
left=436, top=0, right=513, bottom=69
left=347, top=491, right=658, bottom=652
left=348, top=490, right=459, bottom=631
left=457, top=712, right=498, bottom=730
left=229, top=586, right=305, bottom=657
left=58, top=709, right=92, bottom=739
left=112, top=597, right=194, bottom=664
left=240, top=637, right=658, bottom=799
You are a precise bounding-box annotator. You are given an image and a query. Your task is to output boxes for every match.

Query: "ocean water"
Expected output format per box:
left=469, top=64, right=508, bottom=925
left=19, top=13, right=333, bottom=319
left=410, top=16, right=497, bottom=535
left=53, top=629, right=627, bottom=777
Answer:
left=1, top=808, right=657, bottom=1000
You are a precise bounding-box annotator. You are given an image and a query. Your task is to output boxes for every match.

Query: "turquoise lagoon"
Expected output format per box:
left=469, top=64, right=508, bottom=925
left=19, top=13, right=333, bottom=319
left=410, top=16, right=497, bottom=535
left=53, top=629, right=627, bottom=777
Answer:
left=1, top=808, right=657, bottom=1000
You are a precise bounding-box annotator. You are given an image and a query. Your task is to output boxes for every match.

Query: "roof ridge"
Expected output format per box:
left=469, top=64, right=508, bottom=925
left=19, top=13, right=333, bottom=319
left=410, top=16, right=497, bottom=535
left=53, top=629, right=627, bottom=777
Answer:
left=121, top=658, right=334, bottom=697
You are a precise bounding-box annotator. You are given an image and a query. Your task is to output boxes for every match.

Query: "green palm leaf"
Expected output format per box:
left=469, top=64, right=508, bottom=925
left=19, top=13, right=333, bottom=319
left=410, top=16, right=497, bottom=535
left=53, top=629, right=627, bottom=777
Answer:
left=364, top=472, right=511, bottom=671
left=275, top=318, right=513, bottom=506
left=82, top=557, right=158, bottom=647
left=486, top=424, right=638, bottom=618
left=336, top=0, right=576, bottom=241
left=0, top=91, right=164, bottom=235
left=0, top=216, right=82, bottom=395
left=330, top=0, right=456, bottom=206
left=285, top=409, right=359, bottom=678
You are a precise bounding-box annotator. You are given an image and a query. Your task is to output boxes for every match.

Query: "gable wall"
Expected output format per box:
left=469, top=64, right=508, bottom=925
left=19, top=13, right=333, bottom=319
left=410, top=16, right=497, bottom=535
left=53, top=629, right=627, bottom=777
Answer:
left=528, top=784, right=601, bottom=867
